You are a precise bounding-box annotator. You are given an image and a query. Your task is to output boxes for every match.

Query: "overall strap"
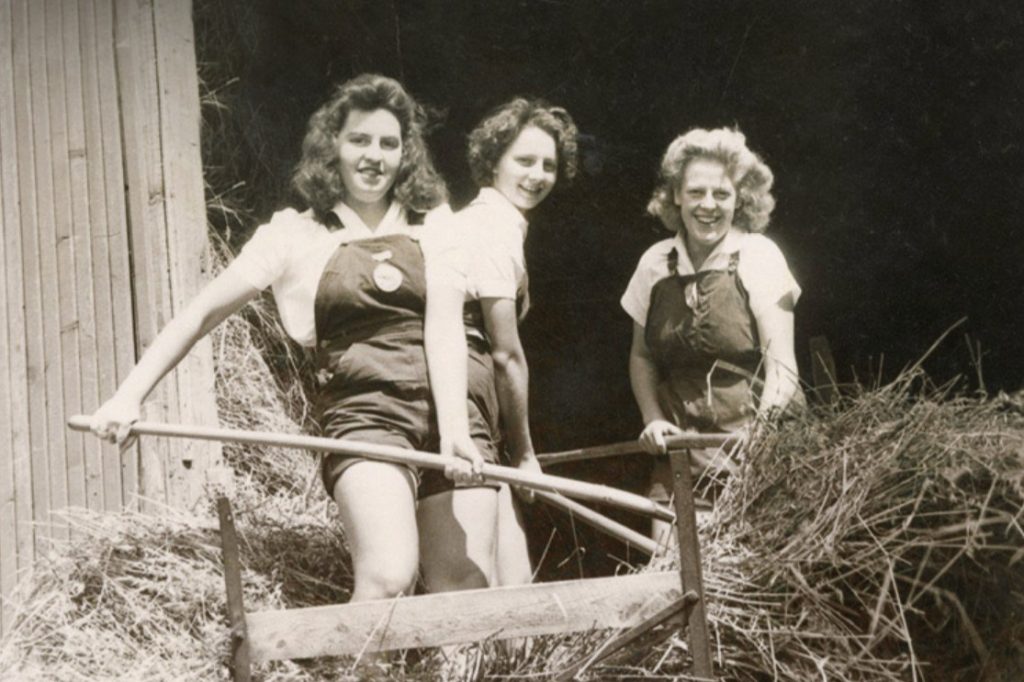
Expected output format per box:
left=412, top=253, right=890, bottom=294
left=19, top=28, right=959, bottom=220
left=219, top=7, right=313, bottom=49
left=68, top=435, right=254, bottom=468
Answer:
left=667, top=247, right=679, bottom=275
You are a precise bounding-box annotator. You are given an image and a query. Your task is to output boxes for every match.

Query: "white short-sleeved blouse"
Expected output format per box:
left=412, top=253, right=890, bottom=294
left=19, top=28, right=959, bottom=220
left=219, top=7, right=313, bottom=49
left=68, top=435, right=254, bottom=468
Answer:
left=224, top=200, right=453, bottom=347
left=430, top=188, right=527, bottom=302
left=621, top=228, right=800, bottom=328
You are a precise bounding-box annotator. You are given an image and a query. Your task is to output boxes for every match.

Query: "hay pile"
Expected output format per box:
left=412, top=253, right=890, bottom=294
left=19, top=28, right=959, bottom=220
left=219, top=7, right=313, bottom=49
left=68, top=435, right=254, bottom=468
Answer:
left=695, top=376, right=1024, bottom=681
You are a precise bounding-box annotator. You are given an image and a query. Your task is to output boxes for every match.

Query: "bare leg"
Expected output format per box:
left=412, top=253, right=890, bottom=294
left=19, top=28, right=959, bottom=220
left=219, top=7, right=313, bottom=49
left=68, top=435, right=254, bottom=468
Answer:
left=417, top=487, right=498, bottom=593
left=493, top=484, right=533, bottom=585
left=333, top=461, right=420, bottom=602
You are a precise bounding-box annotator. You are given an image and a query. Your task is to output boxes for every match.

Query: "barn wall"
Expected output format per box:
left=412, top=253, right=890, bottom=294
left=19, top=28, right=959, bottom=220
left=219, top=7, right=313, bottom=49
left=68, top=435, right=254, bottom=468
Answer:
left=0, top=0, right=219, bottom=635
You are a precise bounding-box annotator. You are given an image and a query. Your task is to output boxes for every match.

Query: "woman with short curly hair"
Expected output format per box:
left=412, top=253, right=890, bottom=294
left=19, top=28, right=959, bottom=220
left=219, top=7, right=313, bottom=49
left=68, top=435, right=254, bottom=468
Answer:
left=426, top=97, right=578, bottom=587
left=89, top=74, right=502, bottom=609
left=292, top=73, right=447, bottom=220
left=621, top=127, right=803, bottom=544
left=466, top=97, right=578, bottom=190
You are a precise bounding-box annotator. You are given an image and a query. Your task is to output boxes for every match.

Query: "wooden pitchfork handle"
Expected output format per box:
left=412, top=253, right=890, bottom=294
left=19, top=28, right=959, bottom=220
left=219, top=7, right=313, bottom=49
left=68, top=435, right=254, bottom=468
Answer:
left=537, top=433, right=742, bottom=466
left=67, top=416, right=674, bottom=522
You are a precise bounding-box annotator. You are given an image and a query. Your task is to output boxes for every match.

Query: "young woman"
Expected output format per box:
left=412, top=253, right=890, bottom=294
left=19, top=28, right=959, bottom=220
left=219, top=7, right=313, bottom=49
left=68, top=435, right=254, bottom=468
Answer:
left=89, top=74, right=501, bottom=602
left=621, top=127, right=802, bottom=543
left=426, top=98, right=578, bottom=586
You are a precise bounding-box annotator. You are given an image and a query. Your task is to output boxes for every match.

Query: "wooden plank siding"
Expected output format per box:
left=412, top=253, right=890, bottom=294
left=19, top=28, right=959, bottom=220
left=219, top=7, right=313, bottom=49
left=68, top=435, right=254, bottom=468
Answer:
left=0, top=0, right=35, bottom=637
left=93, top=0, right=139, bottom=510
left=154, top=0, right=221, bottom=507
left=0, top=0, right=220, bottom=636
left=0, top=0, right=22, bottom=634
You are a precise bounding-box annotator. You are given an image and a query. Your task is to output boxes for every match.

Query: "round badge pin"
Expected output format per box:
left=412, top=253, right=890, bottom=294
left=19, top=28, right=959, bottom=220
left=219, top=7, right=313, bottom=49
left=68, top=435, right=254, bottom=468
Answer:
left=372, top=262, right=403, bottom=292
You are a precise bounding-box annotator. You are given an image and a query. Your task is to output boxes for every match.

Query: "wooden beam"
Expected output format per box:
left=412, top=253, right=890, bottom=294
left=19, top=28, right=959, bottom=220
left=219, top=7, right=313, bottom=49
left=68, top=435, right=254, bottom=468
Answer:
left=538, top=433, right=741, bottom=466
left=216, top=497, right=251, bottom=682
left=552, top=592, right=698, bottom=681
left=669, top=450, right=714, bottom=678
left=246, top=571, right=682, bottom=662
left=533, top=490, right=658, bottom=556
left=67, top=417, right=675, bottom=522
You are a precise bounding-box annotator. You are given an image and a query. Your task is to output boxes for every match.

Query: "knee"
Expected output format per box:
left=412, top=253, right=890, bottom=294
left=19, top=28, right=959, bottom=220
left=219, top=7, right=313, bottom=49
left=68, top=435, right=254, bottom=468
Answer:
left=353, top=560, right=417, bottom=601
left=423, top=556, right=491, bottom=594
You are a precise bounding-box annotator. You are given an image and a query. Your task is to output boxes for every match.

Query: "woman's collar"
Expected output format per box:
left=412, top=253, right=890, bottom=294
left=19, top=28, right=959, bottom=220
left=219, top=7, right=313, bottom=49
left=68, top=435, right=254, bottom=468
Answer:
left=330, top=200, right=407, bottom=235
left=476, top=187, right=529, bottom=231
left=672, top=228, right=746, bottom=274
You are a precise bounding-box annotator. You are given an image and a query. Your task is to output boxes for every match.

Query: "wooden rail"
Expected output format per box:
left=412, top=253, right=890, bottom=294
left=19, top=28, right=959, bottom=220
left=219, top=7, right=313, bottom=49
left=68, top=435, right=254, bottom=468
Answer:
left=67, top=417, right=674, bottom=521
left=245, top=571, right=683, bottom=661
left=68, top=420, right=716, bottom=678
left=533, top=490, right=660, bottom=556
left=538, top=433, right=741, bottom=466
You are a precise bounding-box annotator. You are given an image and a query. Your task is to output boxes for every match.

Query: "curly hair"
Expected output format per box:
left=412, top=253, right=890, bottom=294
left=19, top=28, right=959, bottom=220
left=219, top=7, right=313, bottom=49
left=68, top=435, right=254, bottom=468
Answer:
left=467, top=98, right=579, bottom=189
left=647, top=127, right=775, bottom=233
left=291, top=74, right=447, bottom=222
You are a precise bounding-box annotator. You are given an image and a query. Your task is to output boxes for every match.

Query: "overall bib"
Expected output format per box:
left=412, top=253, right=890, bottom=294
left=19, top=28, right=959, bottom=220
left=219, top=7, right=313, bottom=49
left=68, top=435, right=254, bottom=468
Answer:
left=314, top=231, right=500, bottom=499
left=644, top=249, right=761, bottom=501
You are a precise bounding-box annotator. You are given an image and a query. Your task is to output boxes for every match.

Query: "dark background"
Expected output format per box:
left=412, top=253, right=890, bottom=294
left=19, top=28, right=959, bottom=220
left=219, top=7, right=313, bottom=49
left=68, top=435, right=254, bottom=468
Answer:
left=197, top=0, right=1024, bottom=570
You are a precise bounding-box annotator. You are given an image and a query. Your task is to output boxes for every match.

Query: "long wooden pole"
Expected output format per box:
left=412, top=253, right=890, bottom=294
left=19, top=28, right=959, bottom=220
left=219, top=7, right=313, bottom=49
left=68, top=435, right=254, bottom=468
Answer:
left=67, top=416, right=673, bottom=521
left=532, top=490, right=659, bottom=556
left=537, top=433, right=741, bottom=466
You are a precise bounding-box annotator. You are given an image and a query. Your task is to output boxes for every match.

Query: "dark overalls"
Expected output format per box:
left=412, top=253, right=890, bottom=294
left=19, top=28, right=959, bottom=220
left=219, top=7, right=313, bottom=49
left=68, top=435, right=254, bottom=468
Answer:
left=644, top=248, right=761, bottom=501
left=315, top=229, right=500, bottom=500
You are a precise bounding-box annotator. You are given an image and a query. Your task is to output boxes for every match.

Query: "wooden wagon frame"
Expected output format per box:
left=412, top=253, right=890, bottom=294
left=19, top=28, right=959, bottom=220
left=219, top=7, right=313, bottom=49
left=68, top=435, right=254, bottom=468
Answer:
left=70, top=418, right=731, bottom=680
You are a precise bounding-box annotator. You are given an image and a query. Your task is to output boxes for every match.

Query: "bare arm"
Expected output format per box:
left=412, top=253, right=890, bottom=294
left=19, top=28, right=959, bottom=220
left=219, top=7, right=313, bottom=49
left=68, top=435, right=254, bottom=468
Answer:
left=90, top=269, right=260, bottom=443
left=424, top=276, right=472, bottom=445
left=481, top=297, right=534, bottom=464
left=753, top=297, right=800, bottom=416
left=424, top=273, right=485, bottom=482
left=628, top=322, right=683, bottom=453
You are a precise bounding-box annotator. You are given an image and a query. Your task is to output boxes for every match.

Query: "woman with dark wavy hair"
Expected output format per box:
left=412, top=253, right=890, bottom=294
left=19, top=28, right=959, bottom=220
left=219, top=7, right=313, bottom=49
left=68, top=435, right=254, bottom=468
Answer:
left=622, top=127, right=803, bottom=544
left=426, top=97, right=578, bottom=588
left=88, top=74, right=503, bottom=605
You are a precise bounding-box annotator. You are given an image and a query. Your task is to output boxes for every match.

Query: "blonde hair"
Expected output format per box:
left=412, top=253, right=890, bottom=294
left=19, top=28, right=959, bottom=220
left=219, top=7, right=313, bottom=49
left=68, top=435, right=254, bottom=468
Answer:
left=647, top=127, right=775, bottom=233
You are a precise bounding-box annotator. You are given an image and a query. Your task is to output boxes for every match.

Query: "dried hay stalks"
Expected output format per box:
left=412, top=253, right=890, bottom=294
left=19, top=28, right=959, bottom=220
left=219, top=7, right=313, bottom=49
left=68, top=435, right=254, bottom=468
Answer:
left=691, top=376, right=1024, bottom=681
left=207, top=234, right=320, bottom=500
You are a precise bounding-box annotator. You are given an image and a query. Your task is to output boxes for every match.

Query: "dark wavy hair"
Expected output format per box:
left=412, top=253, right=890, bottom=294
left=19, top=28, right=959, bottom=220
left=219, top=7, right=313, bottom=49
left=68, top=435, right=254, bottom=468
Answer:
left=467, top=98, right=578, bottom=190
left=291, top=74, right=447, bottom=222
left=648, top=127, right=775, bottom=233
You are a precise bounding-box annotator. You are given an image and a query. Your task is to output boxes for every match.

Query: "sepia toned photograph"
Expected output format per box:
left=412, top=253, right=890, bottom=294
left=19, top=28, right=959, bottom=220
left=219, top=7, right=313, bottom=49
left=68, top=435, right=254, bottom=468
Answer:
left=1, top=1, right=1022, bottom=680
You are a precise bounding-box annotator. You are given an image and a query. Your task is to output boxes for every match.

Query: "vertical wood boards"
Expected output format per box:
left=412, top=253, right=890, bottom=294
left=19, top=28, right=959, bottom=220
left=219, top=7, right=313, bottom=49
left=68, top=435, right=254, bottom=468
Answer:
left=60, top=0, right=104, bottom=516
left=0, top=0, right=26, bottom=633
left=154, top=0, right=222, bottom=507
left=93, top=0, right=137, bottom=511
left=113, top=0, right=177, bottom=510
left=113, top=0, right=220, bottom=509
left=13, top=0, right=53, bottom=552
left=75, top=0, right=119, bottom=512
left=45, top=0, right=87, bottom=528
left=0, top=0, right=221, bottom=635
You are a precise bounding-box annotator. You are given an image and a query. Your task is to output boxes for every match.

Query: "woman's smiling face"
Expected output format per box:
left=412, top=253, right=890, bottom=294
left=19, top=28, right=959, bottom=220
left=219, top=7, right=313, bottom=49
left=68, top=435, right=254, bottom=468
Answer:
left=492, top=125, right=557, bottom=212
left=674, top=157, right=737, bottom=252
left=336, top=108, right=403, bottom=211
